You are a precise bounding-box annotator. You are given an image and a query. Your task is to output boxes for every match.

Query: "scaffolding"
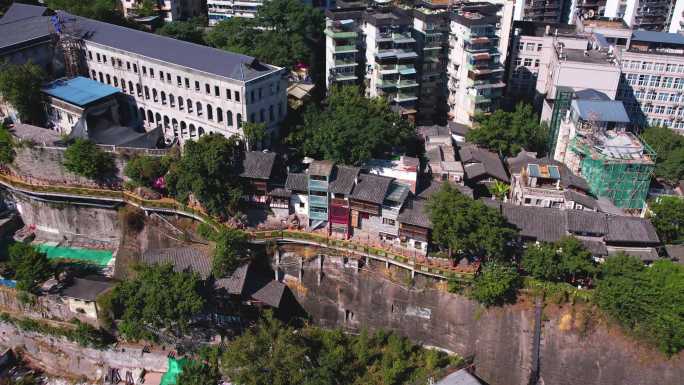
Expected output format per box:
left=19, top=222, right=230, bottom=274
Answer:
left=49, top=14, right=84, bottom=78
left=569, top=133, right=656, bottom=209
left=547, top=86, right=573, bottom=155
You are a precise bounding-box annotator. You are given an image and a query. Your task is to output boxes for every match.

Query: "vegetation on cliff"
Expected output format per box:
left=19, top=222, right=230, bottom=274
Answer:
left=469, top=261, right=521, bottom=306
left=123, top=154, right=170, bottom=189
left=6, top=243, right=53, bottom=292
left=63, top=139, right=116, bottom=180
left=0, top=62, right=46, bottom=125
left=522, top=237, right=596, bottom=283
left=0, top=124, right=15, bottom=165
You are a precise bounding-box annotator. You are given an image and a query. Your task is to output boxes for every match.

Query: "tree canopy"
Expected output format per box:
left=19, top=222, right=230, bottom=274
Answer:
left=595, top=254, right=684, bottom=355
left=466, top=103, right=547, bottom=157
left=212, top=228, right=249, bottom=278
left=156, top=19, right=205, bottom=44
left=0, top=124, right=15, bottom=165
left=63, top=139, right=116, bottom=180
left=469, top=261, right=520, bottom=306
left=165, top=133, right=244, bottom=218
left=109, top=263, right=205, bottom=341
left=426, top=182, right=517, bottom=260
left=648, top=196, right=684, bottom=244
left=290, top=86, right=417, bottom=165
left=522, top=237, right=596, bottom=283
left=205, top=0, right=324, bottom=71
left=7, top=243, right=53, bottom=292
left=44, top=0, right=134, bottom=26
left=641, top=126, right=684, bottom=185
left=124, top=154, right=169, bottom=188
left=0, top=62, right=46, bottom=125
left=221, top=311, right=459, bottom=385
left=176, top=359, right=221, bottom=385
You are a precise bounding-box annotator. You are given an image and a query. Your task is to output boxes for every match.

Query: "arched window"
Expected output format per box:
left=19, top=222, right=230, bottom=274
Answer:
left=136, top=84, right=142, bottom=97
left=98, top=72, right=104, bottom=82
left=189, top=124, right=196, bottom=138
left=139, top=107, right=145, bottom=121
left=198, top=127, right=205, bottom=137
left=196, top=102, right=202, bottom=116
left=91, top=70, right=96, bottom=79
left=178, top=97, right=184, bottom=110
left=163, top=115, right=170, bottom=129
left=144, top=86, right=150, bottom=100
left=147, top=110, right=154, bottom=123
left=106, top=74, right=111, bottom=84
left=161, top=91, right=166, bottom=105
left=113, top=77, right=118, bottom=87
left=227, top=111, right=233, bottom=126
left=128, top=81, right=134, bottom=94
left=180, top=121, right=187, bottom=138
left=207, top=104, right=213, bottom=120
left=169, top=93, right=175, bottom=107
left=237, top=113, right=242, bottom=127
left=153, top=88, right=158, bottom=102
left=121, top=81, right=127, bottom=92
left=216, top=107, right=223, bottom=123
left=155, top=113, right=162, bottom=128
left=187, top=98, right=193, bottom=113
left=172, top=118, right=179, bottom=137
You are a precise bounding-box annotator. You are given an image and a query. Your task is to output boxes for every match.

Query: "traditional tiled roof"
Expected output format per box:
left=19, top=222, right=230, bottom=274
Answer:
left=285, top=172, right=308, bottom=192
left=141, top=247, right=212, bottom=279
left=605, top=216, right=660, bottom=244
left=397, top=199, right=431, bottom=229
left=501, top=204, right=567, bottom=242
left=60, top=276, right=113, bottom=302
left=240, top=151, right=276, bottom=180
left=309, top=160, right=334, bottom=177
left=506, top=151, right=589, bottom=192
left=350, top=174, right=393, bottom=204
left=268, top=187, right=291, bottom=198
left=214, top=263, right=251, bottom=295
left=251, top=280, right=286, bottom=308
left=0, top=3, right=49, bottom=24
left=577, top=237, right=608, bottom=256
left=565, top=210, right=607, bottom=235
left=458, top=145, right=509, bottom=183
left=329, top=165, right=359, bottom=195
left=563, top=190, right=597, bottom=210
left=417, top=180, right=474, bottom=200
left=607, top=246, right=660, bottom=262
left=665, top=244, right=684, bottom=260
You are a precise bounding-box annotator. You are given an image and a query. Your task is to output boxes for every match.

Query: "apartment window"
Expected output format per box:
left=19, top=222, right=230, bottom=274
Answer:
left=205, top=83, right=210, bottom=94
left=88, top=51, right=93, bottom=60
left=133, top=64, right=138, bottom=73
left=177, top=75, right=182, bottom=86
left=649, top=76, right=660, bottom=87
left=195, top=81, right=200, bottom=91
left=516, top=42, right=524, bottom=51
left=214, top=86, right=220, bottom=97
left=638, top=74, right=648, bottom=86
left=657, top=92, right=668, bottom=101
left=102, top=55, right=107, bottom=64
left=142, top=66, right=147, bottom=76
left=235, top=91, right=240, bottom=102
left=414, top=241, right=422, bottom=250
left=669, top=93, right=678, bottom=102
left=524, top=58, right=532, bottom=66
left=382, top=218, right=396, bottom=226
left=122, top=81, right=126, bottom=92
left=537, top=43, right=542, bottom=52
left=159, top=70, right=164, bottom=80
left=185, top=78, right=190, bottom=88
left=655, top=105, right=665, bottom=114
left=166, top=73, right=171, bottom=83
left=534, top=59, right=540, bottom=67
left=117, top=59, right=122, bottom=67
left=666, top=106, right=675, bottom=115
left=226, top=89, right=232, bottom=100
left=635, top=90, right=645, bottom=99
left=662, top=77, right=673, bottom=88
left=150, top=68, right=155, bottom=78
left=515, top=58, right=522, bottom=66
left=96, top=53, right=101, bottom=62
left=525, top=43, right=534, bottom=51
left=654, top=63, right=665, bottom=72
left=641, top=62, right=653, bottom=70
left=674, top=78, right=683, bottom=90
left=113, top=78, right=118, bottom=87
left=106, top=74, right=111, bottom=84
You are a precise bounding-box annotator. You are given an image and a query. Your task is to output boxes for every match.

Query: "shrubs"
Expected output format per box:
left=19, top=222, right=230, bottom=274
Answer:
left=119, top=206, right=145, bottom=233
left=124, top=154, right=170, bottom=188
left=0, top=124, right=15, bottom=165
left=469, top=261, right=521, bottom=306
left=63, top=139, right=115, bottom=180
left=521, top=237, right=596, bottom=284
left=7, top=243, right=53, bottom=292
left=0, top=313, right=111, bottom=349
left=212, top=228, right=249, bottom=278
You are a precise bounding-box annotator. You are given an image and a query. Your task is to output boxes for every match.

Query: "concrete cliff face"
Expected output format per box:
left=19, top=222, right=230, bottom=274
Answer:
left=12, top=194, right=120, bottom=244
left=281, top=253, right=684, bottom=385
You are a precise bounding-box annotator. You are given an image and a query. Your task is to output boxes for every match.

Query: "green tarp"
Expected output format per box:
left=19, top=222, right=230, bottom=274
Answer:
left=36, top=244, right=113, bottom=267
left=160, top=357, right=187, bottom=385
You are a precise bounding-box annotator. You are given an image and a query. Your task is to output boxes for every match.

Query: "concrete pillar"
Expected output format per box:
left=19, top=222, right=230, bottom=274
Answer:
left=385, top=259, right=389, bottom=269
left=299, top=257, right=303, bottom=281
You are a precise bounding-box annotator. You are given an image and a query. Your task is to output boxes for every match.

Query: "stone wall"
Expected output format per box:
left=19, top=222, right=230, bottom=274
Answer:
left=0, top=287, right=98, bottom=327
left=280, top=252, right=684, bottom=385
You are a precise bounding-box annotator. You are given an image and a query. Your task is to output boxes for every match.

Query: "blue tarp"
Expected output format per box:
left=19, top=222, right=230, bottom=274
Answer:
left=0, top=278, right=17, bottom=288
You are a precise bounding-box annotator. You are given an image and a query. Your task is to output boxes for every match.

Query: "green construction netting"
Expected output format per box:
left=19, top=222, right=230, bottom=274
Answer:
left=35, top=244, right=113, bottom=267
left=161, top=357, right=187, bottom=385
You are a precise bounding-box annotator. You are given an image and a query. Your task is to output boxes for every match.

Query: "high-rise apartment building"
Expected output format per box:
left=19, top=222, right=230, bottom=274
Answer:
left=448, top=3, right=507, bottom=124
left=121, top=0, right=204, bottom=22
left=513, top=0, right=572, bottom=23
left=603, top=0, right=679, bottom=31
left=208, top=0, right=264, bottom=25
left=669, top=0, right=684, bottom=34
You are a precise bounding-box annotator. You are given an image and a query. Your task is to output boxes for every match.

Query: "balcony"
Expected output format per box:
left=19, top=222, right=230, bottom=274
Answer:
left=334, top=44, right=358, bottom=53
left=376, top=49, right=419, bottom=60
left=325, top=28, right=358, bottom=39
left=308, top=179, right=328, bottom=191
left=397, top=79, right=419, bottom=88
left=334, top=58, right=358, bottom=67
left=378, top=79, right=398, bottom=88
left=309, top=194, right=328, bottom=207
left=309, top=209, right=328, bottom=221
left=378, top=31, right=416, bottom=44
left=394, top=92, right=418, bottom=102
left=468, top=94, right=492, bottom=104
left=333, top=73, right=357, bottom=82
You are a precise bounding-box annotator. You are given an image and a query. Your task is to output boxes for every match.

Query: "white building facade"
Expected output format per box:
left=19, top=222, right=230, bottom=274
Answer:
left=121, top=0, right=204, bottom=22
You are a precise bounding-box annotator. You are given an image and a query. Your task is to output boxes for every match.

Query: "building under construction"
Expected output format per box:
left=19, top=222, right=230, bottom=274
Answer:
left=556, top=97, right=656, bottom=210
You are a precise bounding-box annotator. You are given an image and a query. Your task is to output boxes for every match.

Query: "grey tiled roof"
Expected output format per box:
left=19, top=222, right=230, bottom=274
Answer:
left=397, top=199, right=431, bottom=229
left=251, top=280, right=286, bottom=308
left=60, top=276, right=113, bottom=301
left=418, top=180, right=474, bottom=200
left=665, top=244, right=684, bottom=260
left=214, top=263, right=250, bottom=295
left=458, top=145, right=509, bottom=183
left=240, top=151, right=276, bottom=180
left=0, top=11, right=52, bottom=51
left=285, top=172, right=308, bottom=192
left=565, top=210, right=607, bottom=235
left=350, top=174, right=393, bottom=204
left=577, top=237, right=608, bottom=256
left=605, top=216, right=660, bottom=244
left=142, top=247, right=212, bottom=278
left=329, top=165, right=359, bottom=195
left=607, top=246, right=660, bottom=262
left=268, top=187, right=291, bottom=198
left=435, top=369, right=483, bottom=385
left=564, top=190, right=597, bottom=209
left=308, top=160, right=334, bottom=177
left=0, top=3, right=48, bottom=24
left=501, top=204, right=567, bottom=242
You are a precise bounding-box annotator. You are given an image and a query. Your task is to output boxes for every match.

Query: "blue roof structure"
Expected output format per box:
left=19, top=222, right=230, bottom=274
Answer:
left=572, top=99, right=630, bottom=123
left=42, top=77, right=119, bottom=107
left=631, top=30, right=684, bottom=46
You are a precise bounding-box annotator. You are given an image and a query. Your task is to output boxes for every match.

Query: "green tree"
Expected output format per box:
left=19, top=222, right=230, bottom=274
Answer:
left=45, top=0, right=135, bottom=26
left=165, top=133, right=244, bottom=218
left=466, top=103, right=548, bottom=157
left=470, top=261, right=521, bottom=306
left=132, top=0, right=157, bottom=17
left=426, top=182, right=517, bottom=260
left=556, top=236, right=595, bottom=282
left=205, top=0, right=324, bottom=71
left=0, top=124, right=15, bottom=165
left=124, top=154, right=168, bottom=187
left=291, top=86, right=417, bottom=165
left=157, top=19, right=205, bottom=44
left=522, top=242, right=562, bottom=281
left=596, top=254, right=684, bottom=355
left=0, top=62, right=45, bottom=125
left=110, top=263, right=205, bottom=341
left=7, top=243, right=52, bottom=292
left=491, top=180, right=510, bottom=201
left=522, top=237, right=595, bottom=283
left=63, top=139, right=115, bottom=180
left=212, top=228, right=249, bottom=277
left=641, top=126, right=684, bottom=184
left=648, top=196, right=684, bottom=244
left=177, top=359, right=221, bottom=385
left=242, top=122, right=266, bottom=151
